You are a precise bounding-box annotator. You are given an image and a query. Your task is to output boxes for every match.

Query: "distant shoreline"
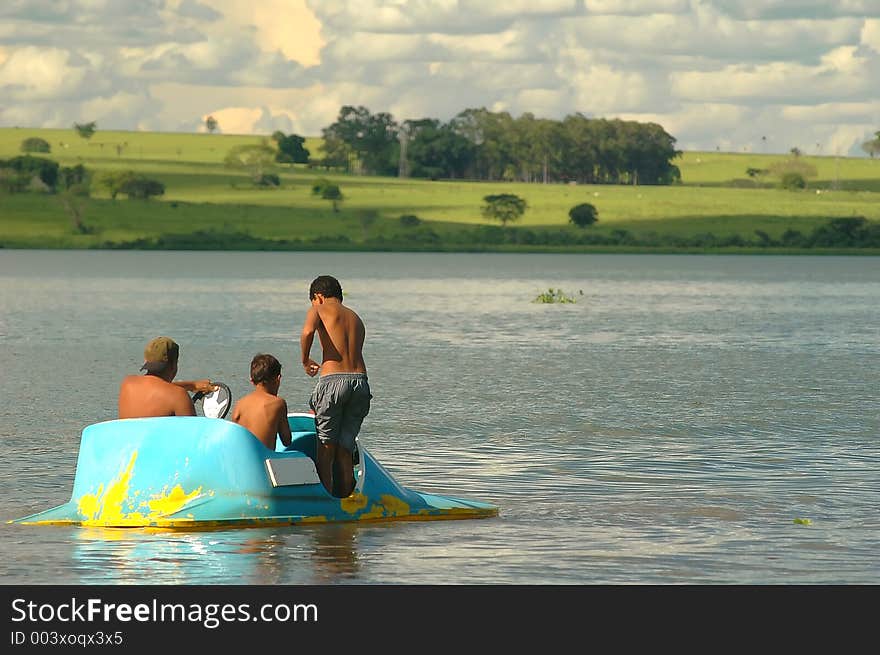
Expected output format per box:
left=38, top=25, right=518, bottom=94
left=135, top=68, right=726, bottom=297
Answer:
left=2, top=127, right=878, bottom=255
left=2, top=243, right=877, bottom=256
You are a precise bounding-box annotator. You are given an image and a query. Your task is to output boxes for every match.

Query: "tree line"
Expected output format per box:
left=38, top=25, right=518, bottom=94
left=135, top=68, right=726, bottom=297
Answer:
left=317, top=106, right=682, bottom=185
left=0, top=151, right=165, bottom=235
left=99, top=215, right=880, bottom=252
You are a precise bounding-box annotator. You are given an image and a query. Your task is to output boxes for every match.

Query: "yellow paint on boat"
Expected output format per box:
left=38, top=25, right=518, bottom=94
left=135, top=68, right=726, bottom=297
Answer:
left=359, top=494, right=411, bottom=519
left=75, top=451, right=203, bottom=527
left=78, top=452, right=139, bottom=523
left=12, top=505, right=498, bottom=529
left=340, top=492, right=369, bottom=514
left=145, top=484, right=203, bottom=517
left=378, top=494, right=410, bottom=516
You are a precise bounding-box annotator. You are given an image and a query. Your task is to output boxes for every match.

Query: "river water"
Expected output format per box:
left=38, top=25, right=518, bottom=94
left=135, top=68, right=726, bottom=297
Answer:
left=0, top=250, right=877, bottom=584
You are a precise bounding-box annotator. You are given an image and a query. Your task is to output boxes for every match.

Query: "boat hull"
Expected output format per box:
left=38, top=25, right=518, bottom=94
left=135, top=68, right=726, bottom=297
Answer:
left=11, top=415, right=498, bottom=529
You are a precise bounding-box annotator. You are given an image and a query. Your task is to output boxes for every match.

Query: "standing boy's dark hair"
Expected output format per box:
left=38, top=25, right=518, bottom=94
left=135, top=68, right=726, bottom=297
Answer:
left=250, top=353, right=282, bottom=385
left=309, top=275, right=343, bottom=301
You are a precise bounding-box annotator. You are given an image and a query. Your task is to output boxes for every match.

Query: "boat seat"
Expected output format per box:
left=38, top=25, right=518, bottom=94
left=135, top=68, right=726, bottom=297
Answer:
left=285, top=430, right=317, bottom=459
left=276, top=414, right=318, bottom=458
left=277, top=415, right=359, bottom=464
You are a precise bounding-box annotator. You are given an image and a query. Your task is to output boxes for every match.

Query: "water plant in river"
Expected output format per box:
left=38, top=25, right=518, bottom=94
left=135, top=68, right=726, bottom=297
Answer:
left=533, top=288, right=579, bottom=303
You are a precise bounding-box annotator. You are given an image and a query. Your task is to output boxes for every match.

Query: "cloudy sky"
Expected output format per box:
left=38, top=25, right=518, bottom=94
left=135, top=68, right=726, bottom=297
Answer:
left=1, top=0, right=879, bottom=155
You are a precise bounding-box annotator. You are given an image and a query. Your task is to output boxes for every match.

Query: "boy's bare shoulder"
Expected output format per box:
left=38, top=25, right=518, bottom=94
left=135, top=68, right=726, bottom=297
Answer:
left=269, top=395, right=288, bottom=410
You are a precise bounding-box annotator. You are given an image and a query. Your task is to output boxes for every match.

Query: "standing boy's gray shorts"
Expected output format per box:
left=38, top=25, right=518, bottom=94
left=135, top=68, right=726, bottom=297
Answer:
left=309, top=373, right=372, bottom=453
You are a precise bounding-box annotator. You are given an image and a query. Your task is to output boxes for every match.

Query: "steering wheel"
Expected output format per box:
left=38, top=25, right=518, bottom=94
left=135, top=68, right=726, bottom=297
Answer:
left=192, top=382, right=233, bottom=419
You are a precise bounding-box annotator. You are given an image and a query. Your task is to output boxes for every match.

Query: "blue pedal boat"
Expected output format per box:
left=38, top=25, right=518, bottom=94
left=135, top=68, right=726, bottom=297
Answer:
left=11, top=413, right=498, bottom=529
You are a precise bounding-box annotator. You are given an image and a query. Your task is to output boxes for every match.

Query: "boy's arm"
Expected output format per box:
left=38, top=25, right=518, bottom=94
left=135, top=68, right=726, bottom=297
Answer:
left=277, top=399, right=292, bottom=448
left=300, top=307, right=321, bottom=377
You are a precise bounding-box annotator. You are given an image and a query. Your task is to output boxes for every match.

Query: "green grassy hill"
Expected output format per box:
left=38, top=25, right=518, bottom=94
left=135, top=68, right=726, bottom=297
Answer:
left=1, top=127, right=878, bottom=253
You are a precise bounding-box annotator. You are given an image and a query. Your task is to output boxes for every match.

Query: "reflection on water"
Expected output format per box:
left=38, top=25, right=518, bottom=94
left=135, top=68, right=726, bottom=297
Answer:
left=305, top=524, right=362, bottom=583
left=70, top=524, right=362, bottom=585
left=1, top=251, right=879, bottom=584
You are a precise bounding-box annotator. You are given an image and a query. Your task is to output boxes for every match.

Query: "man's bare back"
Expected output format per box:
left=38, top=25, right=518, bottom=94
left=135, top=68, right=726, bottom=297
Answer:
left=118, top=374, right=195, bottom=419
left=231, top=389, right=292, bottom=450
left=118, top=336, right=215, bottom=419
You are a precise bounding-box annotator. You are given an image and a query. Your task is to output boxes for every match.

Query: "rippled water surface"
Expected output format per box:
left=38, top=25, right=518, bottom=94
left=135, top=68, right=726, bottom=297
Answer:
left=1, top=250, right=878, bottom=584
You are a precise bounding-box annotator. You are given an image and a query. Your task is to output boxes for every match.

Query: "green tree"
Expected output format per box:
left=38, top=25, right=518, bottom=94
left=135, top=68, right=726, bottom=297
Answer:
left=119, top=175, right=165, bottom=200
left=0, top=168, right=29, bottom=193
left=97, top=170, right=137, bottom=200
left=404, top=118, right=476, bottom=180
left=809, top=216, right=875, bottom=247
left=768, top=156, right=817, bottom=185
left=321, top=183, right=344, bottom=212
left=481, top=193, right=527, bottom=226
left=20, top=137, right=51, bottom=153
left=59, top=182, right=92, bottom=234
left=224, top=142, right=276, bottom=184
left=780, top=172, right=806, bottom=190
left=559, top=113, right=598, bottom=183
left=399, top=214, right=421, bottom=227
left=205, top=115, right=218, bottom=134
left=52, top=163, right=93, bottom=233
left=861, top=131, right=880, bottom=158
left=59, top=164, right=89, bottom=190
left=0, top=155, right=60, bottom=189
left=321, top=105, right=399, bottom=175
left=451, top=107, right=516, bottom=181
left=311, top=177, right=333, bottom=196
left=271, top=131, right=310, bottom=164
left=568, top=203, right=598, bottom=228
left=73, top=121, right=97, bottom=140
left=255, top=173, right=280, bottom=187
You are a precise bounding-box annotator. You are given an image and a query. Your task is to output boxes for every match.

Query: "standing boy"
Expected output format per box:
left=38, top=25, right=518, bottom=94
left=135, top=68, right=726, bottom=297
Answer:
left=300, top=275, right=371, bottom=498
left=230, top=353, right=293, bottom=450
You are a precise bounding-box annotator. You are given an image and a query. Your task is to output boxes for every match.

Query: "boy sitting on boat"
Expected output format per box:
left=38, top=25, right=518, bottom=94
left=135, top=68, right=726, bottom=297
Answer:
left=230, top=353, right=293, bottom=450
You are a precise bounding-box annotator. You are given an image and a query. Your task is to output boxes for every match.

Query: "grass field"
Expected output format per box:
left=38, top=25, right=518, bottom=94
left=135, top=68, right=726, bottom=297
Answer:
left=1, top=127, right=878, bottom=252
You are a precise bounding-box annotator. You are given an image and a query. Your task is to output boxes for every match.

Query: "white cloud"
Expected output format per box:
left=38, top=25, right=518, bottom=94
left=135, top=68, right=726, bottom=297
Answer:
left=0, top=0, right=878, bottom=157
left=584, top=0, right=690, bottom=14
left=512, top=88, right=572, bottom=118
left=862, top=19, right=880, bottom=53
left=314, top=0, right=579, bottom=33
left=460, top=0, right=580, bottom=19
left=211, top=0, right=324, bottom=67
left=671, top=52, right=872, bottom=104
left=826, top=124, right=878, bottom=156
left=621, top=103, right=749, bottom=144
left=781, top=100, right=880, bottom=123
left=711, top=0, right=880, bottom=20
left=79, top=91, right=161, bottom=128
left=323, top=33, right=438, bottom=63
left=429, top=30, right=532, bottom=61
left=568, top=64, right=652, bottom=114
left=204, top=106, right=295, bottom=135
left=560, top=11, right=864, bottom=62
left=0, top=47, right=87, bottom=100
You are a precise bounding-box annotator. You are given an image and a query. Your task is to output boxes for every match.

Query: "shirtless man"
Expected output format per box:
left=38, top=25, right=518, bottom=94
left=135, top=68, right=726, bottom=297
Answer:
left=118, top=336, right=216, bottom=419
left=300, top=275, right=371, bottom=498
left=230, top=353, right=293, bottom=450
